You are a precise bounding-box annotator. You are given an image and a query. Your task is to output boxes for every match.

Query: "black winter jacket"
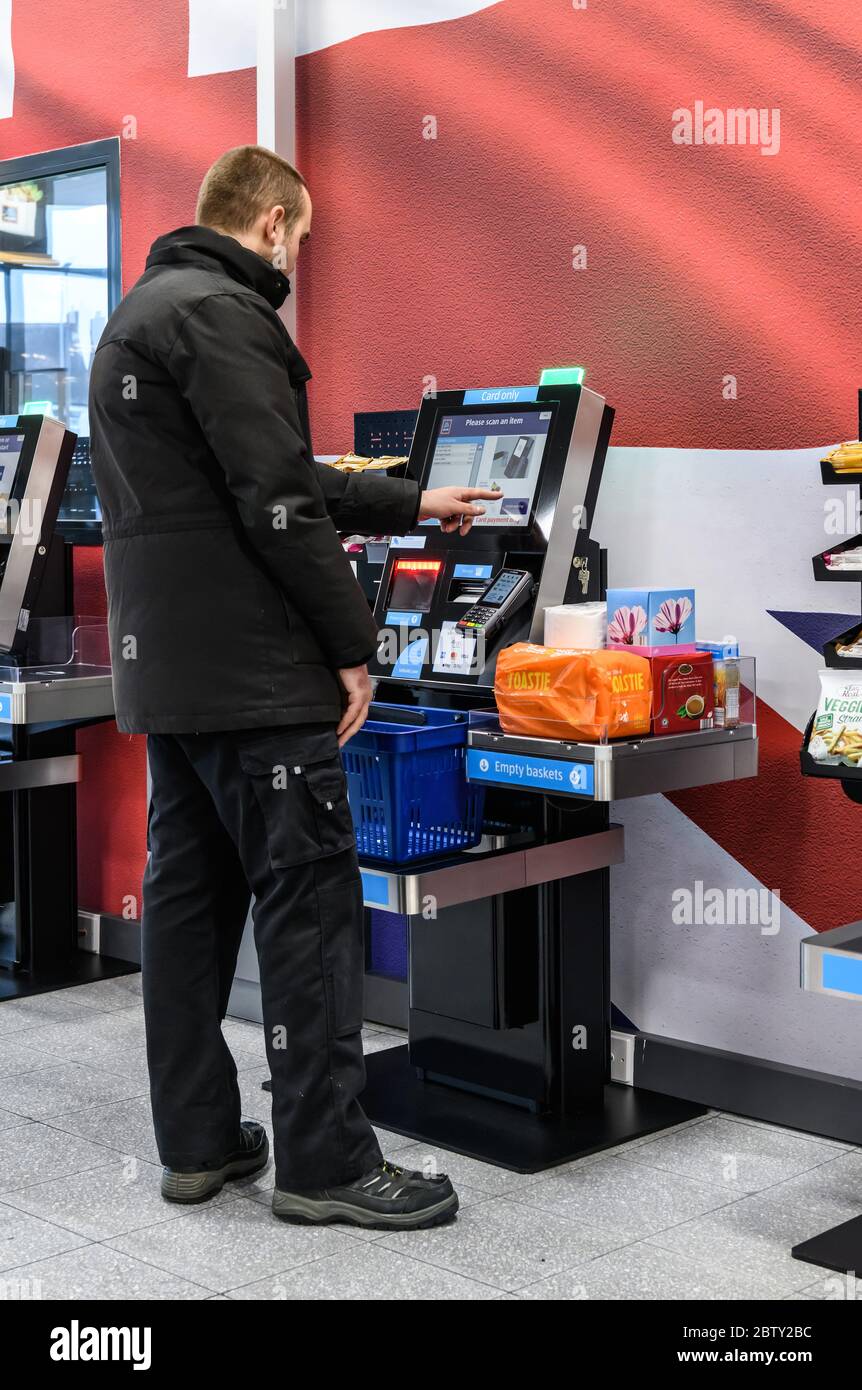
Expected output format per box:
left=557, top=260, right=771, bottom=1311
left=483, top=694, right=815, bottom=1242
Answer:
left=89, top=226, right=420, bottom=733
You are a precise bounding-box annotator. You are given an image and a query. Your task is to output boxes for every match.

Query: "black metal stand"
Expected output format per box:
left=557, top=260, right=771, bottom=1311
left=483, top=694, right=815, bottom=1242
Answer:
left=792, top=1216, right=862, bottom=1278
left=362, top=1045, right=705, bottom=1173
left=0, top=721, right=139, bottom=998
left=0, top=724, right=78, bottom=974
left=0, top=721, right=136, bottom=998
left=0, top=951, right=138, bottom=1001
left=360, top=797, right=706, bottom=1172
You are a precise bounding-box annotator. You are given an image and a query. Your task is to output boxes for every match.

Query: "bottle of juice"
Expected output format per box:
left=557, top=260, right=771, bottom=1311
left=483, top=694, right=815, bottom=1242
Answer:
left=711, top=637, right=740, bottom=729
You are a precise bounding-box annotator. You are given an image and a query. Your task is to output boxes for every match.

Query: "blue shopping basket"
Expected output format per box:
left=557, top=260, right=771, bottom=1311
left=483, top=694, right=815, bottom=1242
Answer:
left=341, top=704, right=485, bottom=863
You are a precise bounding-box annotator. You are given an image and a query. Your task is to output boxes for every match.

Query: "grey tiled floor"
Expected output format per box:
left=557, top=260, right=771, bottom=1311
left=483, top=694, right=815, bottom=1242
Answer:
left=0, top=975, right=858, bottom=1301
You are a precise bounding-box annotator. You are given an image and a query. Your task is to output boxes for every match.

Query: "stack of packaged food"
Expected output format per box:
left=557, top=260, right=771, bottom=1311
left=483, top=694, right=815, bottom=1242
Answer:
left=326, top=452, right=409, bottom=473
left=493, top=586, right=744, bottom=743
left=806, top=672, right=862, bottom=768
left=823, top=441, right=862, bottom=473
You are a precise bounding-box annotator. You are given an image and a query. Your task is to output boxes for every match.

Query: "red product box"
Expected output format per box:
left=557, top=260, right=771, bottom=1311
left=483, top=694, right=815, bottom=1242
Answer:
left=650, top=651, right=714, bottom=735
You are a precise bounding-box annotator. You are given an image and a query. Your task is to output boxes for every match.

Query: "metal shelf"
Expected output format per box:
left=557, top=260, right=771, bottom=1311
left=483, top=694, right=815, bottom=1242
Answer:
left=359, top=825, right=624, bottom=913
left=0, top=668, right=114, bottom=725
left=811, top=535, right=862, bottom=582
left=467, top=722, right=757, bottom=801
left=0, top=752, right=81, bottom=790
left=800, top=711, right=862, bottom=787
left=821, top=459, right=862, bottom=485
left=821, top=622, right=862, bottom=669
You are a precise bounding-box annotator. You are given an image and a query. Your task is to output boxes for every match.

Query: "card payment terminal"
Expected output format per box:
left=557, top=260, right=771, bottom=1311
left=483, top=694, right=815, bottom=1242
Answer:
left=456, top=568, right=533, bottom=640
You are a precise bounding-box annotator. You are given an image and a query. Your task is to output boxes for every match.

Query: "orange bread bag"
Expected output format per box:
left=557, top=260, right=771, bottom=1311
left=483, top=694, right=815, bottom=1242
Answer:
left=495, top=644, right=652, bottom=741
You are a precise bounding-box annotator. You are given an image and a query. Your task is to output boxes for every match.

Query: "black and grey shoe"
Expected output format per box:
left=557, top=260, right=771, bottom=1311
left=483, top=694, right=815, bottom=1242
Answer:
left=272, top=1158, right=459, bottom=1230
left=161, top=1120, right=269, bottom=1204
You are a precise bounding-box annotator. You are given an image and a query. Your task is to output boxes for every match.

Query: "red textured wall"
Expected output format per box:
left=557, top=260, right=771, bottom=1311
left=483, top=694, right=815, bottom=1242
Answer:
left=292, top=0, right=862, bottom=939
left=2, top=0, right=256, bottom=915
left=295, top=0, right=862, bottom=454
left=5, top=0, right=861, bottom=922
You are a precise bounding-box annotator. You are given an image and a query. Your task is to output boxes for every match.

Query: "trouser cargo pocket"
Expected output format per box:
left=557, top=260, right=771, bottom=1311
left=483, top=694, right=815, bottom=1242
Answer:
left=237, top=727, right=356, bottom=867
left=315, top=865, right=365, bottom=1038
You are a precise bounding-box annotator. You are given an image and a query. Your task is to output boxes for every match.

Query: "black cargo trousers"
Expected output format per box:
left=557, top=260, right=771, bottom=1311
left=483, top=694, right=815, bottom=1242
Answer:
left=142, top=722, right=383, bottom=1192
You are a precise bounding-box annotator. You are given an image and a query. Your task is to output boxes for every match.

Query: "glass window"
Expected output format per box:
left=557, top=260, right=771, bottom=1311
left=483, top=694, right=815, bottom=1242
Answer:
left=0, top=166, right=110, bottom=438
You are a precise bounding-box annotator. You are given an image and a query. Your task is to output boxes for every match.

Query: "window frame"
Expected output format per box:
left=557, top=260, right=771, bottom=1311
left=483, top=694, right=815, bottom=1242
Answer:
left=0, top=137, right=122, bottom=542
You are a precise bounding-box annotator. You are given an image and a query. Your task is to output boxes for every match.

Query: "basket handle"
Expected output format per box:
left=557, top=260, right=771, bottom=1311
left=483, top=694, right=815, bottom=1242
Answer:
left=367, top=703, right=428, bottom=725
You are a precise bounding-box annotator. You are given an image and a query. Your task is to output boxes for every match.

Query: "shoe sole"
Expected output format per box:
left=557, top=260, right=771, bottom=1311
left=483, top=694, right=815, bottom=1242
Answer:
left=161, top=1136, right=270, bottom=1204
left=271, top=1188, right=459, bottom=1230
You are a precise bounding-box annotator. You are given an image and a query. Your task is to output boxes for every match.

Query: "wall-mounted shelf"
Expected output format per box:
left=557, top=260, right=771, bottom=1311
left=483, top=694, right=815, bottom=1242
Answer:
left=799, top=711, right=862, bottom=786
left=820, top=458, right=862, bottom=486
left=814, top=396, right=862, bottom=668
left=803, top=392, right=862, bottom=785
left=795, top=397, right=862, bottom=1279
left=821, top=621, right=862, bottom=669
left=812, top=533, right=862, bottom=583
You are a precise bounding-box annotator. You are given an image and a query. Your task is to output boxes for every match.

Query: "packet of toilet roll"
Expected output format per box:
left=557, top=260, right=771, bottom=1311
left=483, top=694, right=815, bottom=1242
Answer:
left=808, top=670, right=862, bottom=765
left=495, top=643, right=652, bottom=742
left=543, top=602, right=607, bottom=648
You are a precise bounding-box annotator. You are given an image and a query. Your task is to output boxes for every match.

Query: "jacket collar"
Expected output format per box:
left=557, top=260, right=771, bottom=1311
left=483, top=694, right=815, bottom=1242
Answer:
left=146, top=225, right=291, bottom=311
left=146, top=225, right=311, bottom=384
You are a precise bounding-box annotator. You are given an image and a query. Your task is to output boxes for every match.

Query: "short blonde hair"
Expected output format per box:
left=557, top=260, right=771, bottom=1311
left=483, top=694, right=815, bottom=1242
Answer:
left=196, top=145, right=307, bottom=233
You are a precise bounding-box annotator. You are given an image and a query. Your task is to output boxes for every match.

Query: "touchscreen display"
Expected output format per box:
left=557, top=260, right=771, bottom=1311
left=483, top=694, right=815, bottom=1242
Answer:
left=0, top=432, right=25, bottom=504
left=423, top=408, right=553, bottom=528
left=483, top=570, right=524, bottom=606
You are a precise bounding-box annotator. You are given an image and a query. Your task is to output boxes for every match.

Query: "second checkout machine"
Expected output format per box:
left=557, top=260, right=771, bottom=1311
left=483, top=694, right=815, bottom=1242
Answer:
left=0, top=413, right=119, bottom=998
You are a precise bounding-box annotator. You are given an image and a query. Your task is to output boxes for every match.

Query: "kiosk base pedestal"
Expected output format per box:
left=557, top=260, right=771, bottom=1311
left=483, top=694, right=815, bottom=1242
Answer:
left=361, top=1044, right=707, bottom=1173
left=0, top=950, right=139, bottom=1001
left=792, top=1216, right=862, bottom=1277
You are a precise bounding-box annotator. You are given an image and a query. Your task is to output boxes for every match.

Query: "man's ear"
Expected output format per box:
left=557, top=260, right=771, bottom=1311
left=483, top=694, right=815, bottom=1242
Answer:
left=268, top=204, right=286, bottom=244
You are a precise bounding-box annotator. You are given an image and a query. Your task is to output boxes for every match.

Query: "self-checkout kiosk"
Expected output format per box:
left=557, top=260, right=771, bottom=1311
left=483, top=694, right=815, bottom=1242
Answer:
left=356, top=376, right=758, bottom=1171
left=0, top=414, right=118, bottom=997
left=358, top=379, right=674, bottom=1168
left=230, top=376, right=758, bottom=1171
left=0, top=415, right=72, bottom=649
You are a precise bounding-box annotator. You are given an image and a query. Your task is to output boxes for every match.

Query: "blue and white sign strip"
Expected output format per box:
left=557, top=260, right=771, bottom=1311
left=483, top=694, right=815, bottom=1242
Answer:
left=385, top=610, right=423, bottom=627
left=466, top=747, right=595, bottom=796
left=0, top=693, right=12, bottom=722
left=463, top=387, right=538, bottom=405
left=821, top=952, right=862, bottom=999
left=453, top=563, right=493, bottom=580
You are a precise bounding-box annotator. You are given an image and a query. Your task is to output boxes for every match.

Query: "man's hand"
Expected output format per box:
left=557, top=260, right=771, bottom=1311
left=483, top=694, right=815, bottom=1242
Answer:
left=337, top=663, right=373, bottom=746
left=418, top=485, right=502, bottom=535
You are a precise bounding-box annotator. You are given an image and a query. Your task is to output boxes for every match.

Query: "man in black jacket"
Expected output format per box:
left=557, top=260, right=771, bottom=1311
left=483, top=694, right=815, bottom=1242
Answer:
left=89, top=145, right=496, bottom=1230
